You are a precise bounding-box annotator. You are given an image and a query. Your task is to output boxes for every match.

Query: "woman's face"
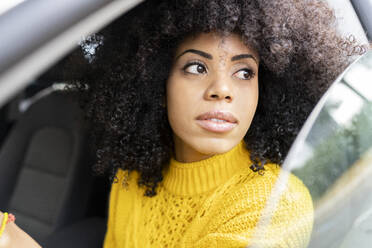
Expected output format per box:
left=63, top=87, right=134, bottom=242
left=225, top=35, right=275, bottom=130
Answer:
left=166, top=32, right=259, bottom=162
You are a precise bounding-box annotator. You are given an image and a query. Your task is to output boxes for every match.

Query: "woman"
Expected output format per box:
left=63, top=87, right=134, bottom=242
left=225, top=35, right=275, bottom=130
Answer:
left=0, top=0, right=366, bottom=247
left=81, top=0, right=364, bottom=247
left=101, top=31, right=314, bottom=247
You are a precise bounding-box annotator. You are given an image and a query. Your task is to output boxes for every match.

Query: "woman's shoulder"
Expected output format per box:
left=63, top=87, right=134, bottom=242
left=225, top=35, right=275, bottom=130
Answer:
left=261, top=163, right=313, bottom=204
left=263, top=163, right=312, bottom=196
left=207, top=162, right=313, bottom=215
left=192, top=164, right=313, bottom=240
left=111, top=168, right=143, bottom=193
left=186, top=163, right=314, bottom=246
left=230, top=163, right=311, bottom=196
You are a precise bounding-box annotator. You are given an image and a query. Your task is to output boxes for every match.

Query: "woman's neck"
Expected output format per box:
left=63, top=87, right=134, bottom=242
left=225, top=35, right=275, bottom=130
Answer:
left=163, top=140, right=251, bottom=195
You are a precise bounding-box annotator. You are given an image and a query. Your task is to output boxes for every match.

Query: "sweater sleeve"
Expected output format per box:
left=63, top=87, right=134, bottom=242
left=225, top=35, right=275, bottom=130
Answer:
left=103, top=170, right=122, bottom=248
left=191, top=172, right=314, bottom=248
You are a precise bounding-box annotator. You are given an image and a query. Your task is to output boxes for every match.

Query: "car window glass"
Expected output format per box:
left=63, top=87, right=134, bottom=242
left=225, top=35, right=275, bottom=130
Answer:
left=261, top=50, right=372, bottom=248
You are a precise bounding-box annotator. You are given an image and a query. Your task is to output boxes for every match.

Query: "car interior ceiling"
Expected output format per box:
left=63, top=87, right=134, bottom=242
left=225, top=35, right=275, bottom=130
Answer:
left=0, top=69, right=111, bottom=247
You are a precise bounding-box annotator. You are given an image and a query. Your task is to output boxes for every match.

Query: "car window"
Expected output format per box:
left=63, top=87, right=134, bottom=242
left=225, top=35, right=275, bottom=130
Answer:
left=261, top=51, right=372, bottom=248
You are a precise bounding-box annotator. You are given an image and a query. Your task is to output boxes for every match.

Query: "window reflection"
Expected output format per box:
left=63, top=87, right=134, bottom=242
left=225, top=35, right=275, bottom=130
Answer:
left=343, top=60, right=372, bottom=101
left=283, top=51, right=372, bottom=248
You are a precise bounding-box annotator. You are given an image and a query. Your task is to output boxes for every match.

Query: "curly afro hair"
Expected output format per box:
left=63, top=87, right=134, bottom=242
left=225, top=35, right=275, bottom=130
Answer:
left=72, top=0, right=366, bottom=197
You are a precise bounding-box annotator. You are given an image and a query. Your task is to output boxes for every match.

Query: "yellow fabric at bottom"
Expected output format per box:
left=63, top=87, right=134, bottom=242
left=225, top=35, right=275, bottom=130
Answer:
left=103, top=141, right=314, bottom=247
left=0, top=212, right=8, bottom=238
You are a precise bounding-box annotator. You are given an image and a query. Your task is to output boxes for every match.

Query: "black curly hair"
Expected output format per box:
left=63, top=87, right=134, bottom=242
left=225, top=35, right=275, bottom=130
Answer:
left=70, top=0, right=366, bottom=197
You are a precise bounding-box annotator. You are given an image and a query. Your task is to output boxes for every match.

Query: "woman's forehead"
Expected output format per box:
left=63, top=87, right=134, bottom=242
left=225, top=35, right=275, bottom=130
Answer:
left=175, top=32, right=260, bottom=63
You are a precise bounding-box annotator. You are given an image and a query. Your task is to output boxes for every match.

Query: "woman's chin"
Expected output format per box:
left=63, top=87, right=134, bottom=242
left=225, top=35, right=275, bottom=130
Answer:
left=189, top=138, right=240, bottom=156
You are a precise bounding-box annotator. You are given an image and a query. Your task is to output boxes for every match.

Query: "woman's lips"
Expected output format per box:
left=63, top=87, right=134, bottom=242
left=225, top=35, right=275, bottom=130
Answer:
left=196, top=119, right=237, bottom=133
left=196, top=111, right=238, bottom=123
left=196, top=110, right=238, bottom=133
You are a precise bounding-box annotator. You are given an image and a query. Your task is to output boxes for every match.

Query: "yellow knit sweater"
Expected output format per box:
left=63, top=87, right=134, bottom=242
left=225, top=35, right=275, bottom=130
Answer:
left=103, top=141, right=314, bottom=247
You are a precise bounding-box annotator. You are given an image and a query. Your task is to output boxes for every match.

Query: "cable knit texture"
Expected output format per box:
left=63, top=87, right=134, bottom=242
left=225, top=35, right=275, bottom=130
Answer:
left=103, top=141, right=314, bottom=247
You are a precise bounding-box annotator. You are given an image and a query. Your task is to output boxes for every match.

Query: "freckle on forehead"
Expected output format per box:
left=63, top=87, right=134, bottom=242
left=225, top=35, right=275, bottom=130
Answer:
left=218, top=37, right=228, bottom=67
left=218, top=36, right=226, bottom=47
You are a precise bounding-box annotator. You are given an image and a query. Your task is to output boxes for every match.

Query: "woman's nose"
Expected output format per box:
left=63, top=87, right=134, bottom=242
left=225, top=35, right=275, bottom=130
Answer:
left=204, top=77, right=233, bottom=103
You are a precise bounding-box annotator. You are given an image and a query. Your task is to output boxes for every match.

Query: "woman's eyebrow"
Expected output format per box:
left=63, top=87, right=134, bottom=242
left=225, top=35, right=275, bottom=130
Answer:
left=175, top=49, right=258, bottom=65
left=175, top=49, right=213, bottom=61
left=231, top=54, right=258, bottom=65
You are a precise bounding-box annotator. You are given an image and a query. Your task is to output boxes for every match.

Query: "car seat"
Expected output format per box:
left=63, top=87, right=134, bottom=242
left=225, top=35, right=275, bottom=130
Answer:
left=0, top=89, right=106, bottom=247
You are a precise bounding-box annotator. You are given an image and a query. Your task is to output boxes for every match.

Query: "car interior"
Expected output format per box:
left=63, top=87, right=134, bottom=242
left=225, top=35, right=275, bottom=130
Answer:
left=0, top=79, right=110, bottom=247
left=0, top=0, right=370, bottom=247
left=0, top=2, right=151, bottom=247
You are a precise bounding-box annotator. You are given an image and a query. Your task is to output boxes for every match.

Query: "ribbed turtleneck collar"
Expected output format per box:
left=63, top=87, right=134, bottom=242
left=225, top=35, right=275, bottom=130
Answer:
left=162, top=140, right=251, bottom=196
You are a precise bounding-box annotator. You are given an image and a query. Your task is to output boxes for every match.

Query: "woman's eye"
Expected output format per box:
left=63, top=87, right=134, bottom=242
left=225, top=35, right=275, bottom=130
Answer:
left=183, top=62, right=207, bottom=74
left=234, top=69, right=255, bottom=80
